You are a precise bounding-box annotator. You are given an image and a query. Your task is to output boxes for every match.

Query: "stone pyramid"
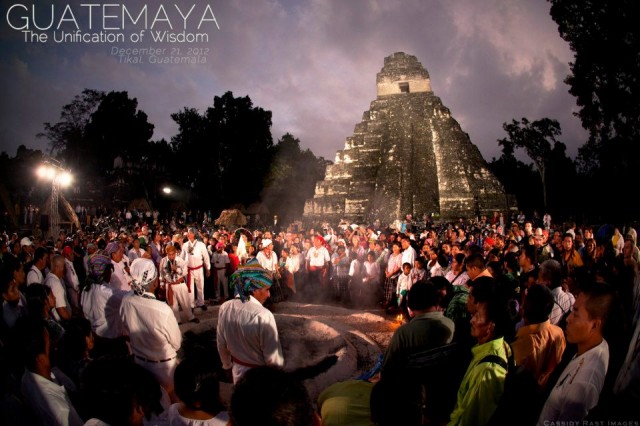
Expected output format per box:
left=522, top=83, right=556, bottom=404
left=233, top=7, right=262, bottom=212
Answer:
left=304, top=52, right=512, bottom=225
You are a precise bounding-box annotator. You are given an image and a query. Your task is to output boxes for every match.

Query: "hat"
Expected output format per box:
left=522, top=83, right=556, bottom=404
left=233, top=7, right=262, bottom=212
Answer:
left=188, top=227, right=198, bottom=235
left=62, top=246, right=73, bottom=256
left=20, top=237, right=33, bottom=246
left=484, top=237, right=495, bottom=246
left=231, top=258, right=272, bottom=302
left=129, top=258, right=158, bottom=295
left=88, top=253, right=113, bottom=281
left=534, top=228, right=544, bottom=237
left=215, top=241, right=225, bottom=250
left=337, top=239, right=346, bottom=245
left=104, top=241, right=121, bottom=256
left=261, top=239, right=273, bottom=249
left=315, top=235, right=325, bottom=245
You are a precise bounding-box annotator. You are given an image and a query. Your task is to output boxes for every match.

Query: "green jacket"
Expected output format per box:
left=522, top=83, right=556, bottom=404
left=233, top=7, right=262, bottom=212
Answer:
left=448, top=337, right=510, bottom=426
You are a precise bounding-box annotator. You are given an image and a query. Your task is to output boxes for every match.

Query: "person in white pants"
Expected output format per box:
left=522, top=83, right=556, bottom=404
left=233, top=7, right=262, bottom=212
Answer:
left=180, top=228, right=211, bottom=311
left=159, top=245, right=199, bottom=324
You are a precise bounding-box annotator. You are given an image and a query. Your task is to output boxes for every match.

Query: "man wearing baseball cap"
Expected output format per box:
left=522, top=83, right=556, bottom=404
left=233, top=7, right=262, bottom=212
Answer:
left=19, top=236, right=34, bottom=264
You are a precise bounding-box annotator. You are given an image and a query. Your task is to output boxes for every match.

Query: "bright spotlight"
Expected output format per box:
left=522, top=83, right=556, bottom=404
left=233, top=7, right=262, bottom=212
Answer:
left=36, top=165, right=48, bottom=178
left=162, top=187, right=172, bottom=194
left=58, top=172, right=73, bottom=187
left=44, top=166, right=56, bottom=180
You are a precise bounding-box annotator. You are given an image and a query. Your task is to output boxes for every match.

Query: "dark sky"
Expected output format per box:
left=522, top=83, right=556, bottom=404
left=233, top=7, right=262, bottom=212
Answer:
left=0, top=0, right=587, bottom=163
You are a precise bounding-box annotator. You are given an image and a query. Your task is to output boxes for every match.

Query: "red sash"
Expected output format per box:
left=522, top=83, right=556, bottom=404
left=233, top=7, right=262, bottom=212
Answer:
left=187, top=264, right=203, bottom=293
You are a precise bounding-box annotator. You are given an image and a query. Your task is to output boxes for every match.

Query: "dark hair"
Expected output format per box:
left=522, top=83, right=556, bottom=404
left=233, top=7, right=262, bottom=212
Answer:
left=523, top=284, right=554, bottom=324
left=33, top=246, right=48, bottom=263
left=96, top=238, right=107, bottom=250
left=174, top=358, right=223, bottom=414
left=230, top=366, right=315, bottom=426
left=503, top=251, right=519, bottom=272
left=465, top=253, right=485, bottom=270
left=407, top=281, right=439, bottom=311
left=429, top=275, right=454, bottom=310
left=10, top=316, right=48, bottom=371
left=521, top=244, right=538, bottom=265
left=25, top=284, right=51, bottom=318
left=472, top=279, right=513, bottom=340
left=370, top=376, right=426, bottom=426
left=453, top=253, right=466, bottom=266
left=0, top=255, right=22, bottom=290
left=82, top=358, right=165, bottom=424
left=487, top=261, right=503, bottom=278
left=538, top=259, right=563, bottom=289
left=59, top=316, right=92, bottom=361
left=579, top=281, right=615, bottom=327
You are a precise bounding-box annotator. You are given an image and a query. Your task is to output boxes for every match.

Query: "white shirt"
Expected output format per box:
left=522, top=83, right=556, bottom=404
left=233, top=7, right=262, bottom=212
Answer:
left=128, top=247, right=145, bottom=263
left=64, top=258, right=80, bottom=291
left=216, top=296, right=284, bottom=370
left=181, top=239, right=211, bottom=270
left=20, top=370, right=83, bottom=426
left=44, top=272, right=69, bottom=310
left=538, top=339, right=609, bottom=424
left=164, top=404, right=229, bottom=426
left=397, top=272, right=412, bottom=295
left=159, top=256, right=188, bottom=284
left=257, top=250, right=278, bottom=272
left=550, top=287, right=575, bottom=326
left=81, top=283, right=126, bottom=339
left=285, top=254, right=302, bottom=274
left=362, top=261, right=380, bottom=285
left=26, top=264, right=43, bottom=286
left=212, top=251, right=230, bottom=269
left=401, top=246, right=417, bottom=268
left=120, top=292, right=182, bottom=361
left=109, top=258, right=132, bottom=292
left=306, top=246, right=330, bottom=267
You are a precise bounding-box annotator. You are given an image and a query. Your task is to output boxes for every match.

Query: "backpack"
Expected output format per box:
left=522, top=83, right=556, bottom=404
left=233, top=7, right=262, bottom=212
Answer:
left=401, top=342, right=471, bottom=425
left=481, top=345, right=542, bottom=426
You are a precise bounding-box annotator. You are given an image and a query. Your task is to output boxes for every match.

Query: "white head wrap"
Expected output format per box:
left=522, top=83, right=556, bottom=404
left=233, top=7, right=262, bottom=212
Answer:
left=130, top=258, right=158, bottom=296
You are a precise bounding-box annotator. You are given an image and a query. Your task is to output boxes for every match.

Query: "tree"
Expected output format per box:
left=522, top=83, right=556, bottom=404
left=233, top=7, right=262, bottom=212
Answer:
left=261, top=133, right=328, bottom=224
left=498, top=118, right=563, bottom=210
left=487, top=152, right=541, bottom=216
left=38, top=89, right=104, bottom=173
left=549, top=0, right=640, bottom=220
left=170, top=92, right=274, bottom=211
left=549, top=0, right=640, bottom=147
left=84, top=91, right=154, bottom=175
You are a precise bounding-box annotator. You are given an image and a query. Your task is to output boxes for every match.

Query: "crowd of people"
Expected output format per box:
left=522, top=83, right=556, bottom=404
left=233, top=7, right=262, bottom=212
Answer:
left=0, top=209, right=639, bottom=425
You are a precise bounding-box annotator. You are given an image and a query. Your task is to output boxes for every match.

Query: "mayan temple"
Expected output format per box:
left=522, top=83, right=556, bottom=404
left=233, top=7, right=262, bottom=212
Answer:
left=303, top=52, right=513, bottom=225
